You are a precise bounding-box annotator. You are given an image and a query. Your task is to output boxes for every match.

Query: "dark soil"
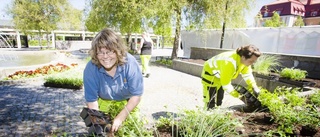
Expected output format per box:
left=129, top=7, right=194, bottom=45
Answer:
left=43, top=82, right=83, bottom=89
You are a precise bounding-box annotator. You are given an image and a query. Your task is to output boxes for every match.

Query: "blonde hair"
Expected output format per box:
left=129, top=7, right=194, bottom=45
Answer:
left=89, top=28, right=127, bottom=68
left=142, top=32, right=152, bottom=42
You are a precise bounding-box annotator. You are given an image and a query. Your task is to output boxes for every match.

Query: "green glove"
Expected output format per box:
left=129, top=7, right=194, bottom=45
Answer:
left=230, top=90, right=240, bottom=98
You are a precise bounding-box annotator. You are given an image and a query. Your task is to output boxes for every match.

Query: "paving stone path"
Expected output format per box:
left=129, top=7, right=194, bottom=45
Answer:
left=0, top=82, right=87, bottom=136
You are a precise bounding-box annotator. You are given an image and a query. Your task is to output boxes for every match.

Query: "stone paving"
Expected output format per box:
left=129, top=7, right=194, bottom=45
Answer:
left=0, top=81, right=88, bottom=136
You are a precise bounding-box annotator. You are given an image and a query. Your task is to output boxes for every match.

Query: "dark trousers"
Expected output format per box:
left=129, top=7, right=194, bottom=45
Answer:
left=207, top=86, right=225, bottom=109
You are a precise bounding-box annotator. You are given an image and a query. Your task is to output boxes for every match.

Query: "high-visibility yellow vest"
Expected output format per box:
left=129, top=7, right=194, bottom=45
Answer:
left=201, top=51, right=257, bottom=93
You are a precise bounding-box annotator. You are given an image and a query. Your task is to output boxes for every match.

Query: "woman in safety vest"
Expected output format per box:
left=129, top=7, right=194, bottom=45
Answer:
left=201, top=44, right=261, bottom=109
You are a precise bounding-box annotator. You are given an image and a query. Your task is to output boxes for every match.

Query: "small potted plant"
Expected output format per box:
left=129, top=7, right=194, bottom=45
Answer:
left=252, top=54, right=281, bottom=80
left=44, top=69, right=83, bottom=89
left=279, top=68, right=315, bottom=87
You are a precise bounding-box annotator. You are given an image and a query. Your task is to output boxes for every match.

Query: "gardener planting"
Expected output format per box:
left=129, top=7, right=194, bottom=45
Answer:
left=201, top=44, right=262, bottom=109
left=83, top=28, right=144, bottom=135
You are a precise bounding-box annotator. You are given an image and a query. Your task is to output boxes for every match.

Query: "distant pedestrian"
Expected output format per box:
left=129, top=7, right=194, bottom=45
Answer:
left=201, top=44, right=262, bottom=109
left=138, top=32, right=153, bottom=78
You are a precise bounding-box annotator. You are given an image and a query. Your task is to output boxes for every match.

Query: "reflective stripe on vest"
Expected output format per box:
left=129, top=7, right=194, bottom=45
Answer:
left=242, top=73, right=254, bottom=81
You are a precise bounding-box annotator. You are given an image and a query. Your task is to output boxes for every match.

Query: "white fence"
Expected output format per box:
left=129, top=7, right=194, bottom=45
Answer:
left=181, top=26, right=320, bottom=58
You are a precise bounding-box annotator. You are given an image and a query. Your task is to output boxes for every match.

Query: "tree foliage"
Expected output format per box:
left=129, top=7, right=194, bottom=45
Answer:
left=85, top=0, right=254, bottom=58
left=293, top=16, right=305, bottom=27
left=264, top=12, right=284, bottom=27
left=9, top=0, right=68, bottom=34
left=184, top=0, right=253, bottom=29
left=85, top=0, right=148, bottom=48
left=85, top=0, right=144, bottom=34
left=8, top=0, right=70, bottom=47
left=58, top=4, right=83, bottom=31
left=184, top=0, right=253, bottom=49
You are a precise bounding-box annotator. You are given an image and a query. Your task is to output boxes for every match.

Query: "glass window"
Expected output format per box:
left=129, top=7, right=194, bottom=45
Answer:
left=264, top=12, right=268, bottom=17
left=276, top=10, right=282, bottom=15
left=311, top=11, right=318, bottom=16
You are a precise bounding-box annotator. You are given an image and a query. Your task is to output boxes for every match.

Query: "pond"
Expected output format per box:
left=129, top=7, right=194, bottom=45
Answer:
left=0, top=51, right=58, bottom=67
left=0, top=50, right=61, bottom=79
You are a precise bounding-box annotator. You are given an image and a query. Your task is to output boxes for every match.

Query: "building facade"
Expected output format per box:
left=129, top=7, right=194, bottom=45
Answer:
left=258, top=0, right=320, bottom=27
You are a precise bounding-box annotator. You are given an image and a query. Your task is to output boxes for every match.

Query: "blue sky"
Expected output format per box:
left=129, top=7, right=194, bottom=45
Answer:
left=1, top=0, right=274, bottom=27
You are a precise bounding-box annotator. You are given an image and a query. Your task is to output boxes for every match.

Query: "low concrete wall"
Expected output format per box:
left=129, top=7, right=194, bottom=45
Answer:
left=55, top=41, right=91, bottom=50
left=190, top=47, right=320, bottom=79
left=172, top=59, right=203, bottom=77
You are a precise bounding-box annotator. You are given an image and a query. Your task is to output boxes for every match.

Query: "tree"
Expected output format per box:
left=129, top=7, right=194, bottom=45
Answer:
left=58, top=4, right=83, bottom=31
left=85, top=0, right=146, bottom=48
left=85, top=0, right=254, bottom=59
left=264, top=12, right=284, bottom=27
left=254, top=12, right=263, bottom=27
left=147, top=0, right=253, bottom=58
left=9, top=0, right=68, bottom=48
left=184, top=0, right=254, bottom=49
left=146, top=0, right=176, bottom=50
left=293, top=16, right=305, bottom=27
left=149, top=0, right=189, bottom=59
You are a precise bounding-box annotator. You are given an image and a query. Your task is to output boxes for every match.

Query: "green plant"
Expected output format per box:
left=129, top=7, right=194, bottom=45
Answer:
left=280, top=68, right=307, bottom=81
left=154, top=108, right=242, bottom=136
left=309, top=89, right=320, bottom=107
left=44, top=70, right=83, bottom=88
left=28, top=40, right=51, bottom=46
left=253, top=54, right=280, bottom=75
left=258, top=87, right=320, bottom=134
left=99, top=101, right=153, bottom=137
left=155, top=58, right=172, bottom=67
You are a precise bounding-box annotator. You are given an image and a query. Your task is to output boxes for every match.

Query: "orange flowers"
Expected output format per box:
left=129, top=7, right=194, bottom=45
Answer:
left=6, top=63, right=78, bottom=80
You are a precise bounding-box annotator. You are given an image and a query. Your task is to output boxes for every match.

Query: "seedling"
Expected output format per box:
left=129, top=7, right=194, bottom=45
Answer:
left=280, top=68, right=307, bottom=81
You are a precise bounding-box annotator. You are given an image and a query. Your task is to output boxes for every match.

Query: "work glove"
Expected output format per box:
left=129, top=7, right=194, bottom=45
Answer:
left=229, top=90, right=240, bottom=98
left=252, top=86, right=260, bottom=97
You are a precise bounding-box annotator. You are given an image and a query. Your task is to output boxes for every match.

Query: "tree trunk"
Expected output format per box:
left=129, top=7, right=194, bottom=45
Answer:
left=38, top=31, right=42, bottom=49
left=220, top=1, right=228, bottom=49
left=171, top=8, right=181, bottom=60
left=46, top=33, right=50, bottom=48
left=127, top=33, right=133, bottom=50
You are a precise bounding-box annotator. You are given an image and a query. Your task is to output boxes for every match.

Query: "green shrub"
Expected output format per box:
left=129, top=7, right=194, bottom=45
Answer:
left=280, top=68, right=307, bottom=81
left=258, top=87, right=320, bottom=135
left=28, top=40, right=51, bottom=46
left=155, top=58, right=172, bottom=67
left=253, top=54, right=281, bottom=75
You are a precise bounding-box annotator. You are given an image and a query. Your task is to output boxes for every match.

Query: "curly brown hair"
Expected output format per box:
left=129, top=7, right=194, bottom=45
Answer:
left=89, top=28, right=127, bottom=68
left=236, top=44, right=262, bottom=59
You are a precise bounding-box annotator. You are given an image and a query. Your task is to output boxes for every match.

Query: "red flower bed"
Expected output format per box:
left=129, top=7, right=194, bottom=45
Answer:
left=5, top=63, right=78, bottom=80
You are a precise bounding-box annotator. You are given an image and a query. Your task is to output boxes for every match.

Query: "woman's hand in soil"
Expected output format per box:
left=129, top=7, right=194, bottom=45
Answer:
left=111, top=118, right=123, bottom=132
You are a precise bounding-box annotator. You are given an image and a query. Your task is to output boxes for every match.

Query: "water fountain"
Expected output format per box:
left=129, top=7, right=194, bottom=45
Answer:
left=0, top=32, right=14, bottom=48
left=0, top=34, right=62, bottom=79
